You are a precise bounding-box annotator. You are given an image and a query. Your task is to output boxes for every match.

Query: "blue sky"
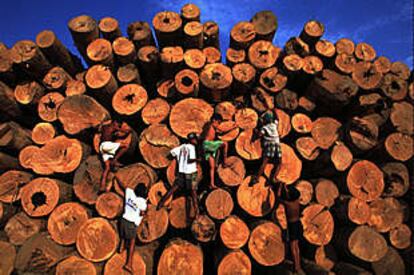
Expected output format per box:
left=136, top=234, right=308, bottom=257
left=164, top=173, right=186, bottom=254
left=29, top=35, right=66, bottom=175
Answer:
left=0, top=0, right=412, bottom=68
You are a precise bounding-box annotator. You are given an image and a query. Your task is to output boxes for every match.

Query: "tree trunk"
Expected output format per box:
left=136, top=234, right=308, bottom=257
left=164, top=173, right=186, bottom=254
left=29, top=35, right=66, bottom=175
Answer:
left=152, top=11, right=183, bottom=49
left=250, top=10, right=277, bottom=41
left=205, top=188, right=234, bottom=220
left=137, top=204, right=169, bottom=243
left=219, top=215, right=250, bottom=249
left=98, top=17, right=122, bottom=42
left=112, top=84, right=148, bottom=116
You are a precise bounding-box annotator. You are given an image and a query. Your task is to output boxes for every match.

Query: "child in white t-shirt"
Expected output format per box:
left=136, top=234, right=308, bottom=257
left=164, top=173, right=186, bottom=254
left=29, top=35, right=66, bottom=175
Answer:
left=119, top=183, right=148, bottom=273
left=157, top=132, right=200, bottom=218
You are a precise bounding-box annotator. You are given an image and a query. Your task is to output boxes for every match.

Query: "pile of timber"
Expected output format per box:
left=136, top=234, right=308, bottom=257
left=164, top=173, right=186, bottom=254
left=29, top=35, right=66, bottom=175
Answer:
left=0, top=4, right=413, bottom=275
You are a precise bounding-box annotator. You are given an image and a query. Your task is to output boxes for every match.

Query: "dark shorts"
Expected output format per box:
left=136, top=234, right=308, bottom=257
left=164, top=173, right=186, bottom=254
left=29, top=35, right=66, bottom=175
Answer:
left=287, top=221, right=302, bottom=241
left=119, top=218, right=137, bottom=240
left=176, top=172, right=198, bottom=190
left=262, top=140, right=282, bottom=159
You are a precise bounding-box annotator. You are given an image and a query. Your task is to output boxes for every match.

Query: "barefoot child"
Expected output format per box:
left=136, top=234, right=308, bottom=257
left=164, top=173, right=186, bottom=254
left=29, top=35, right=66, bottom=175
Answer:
left=98, top=119, right=131, bottom=192
left=201, top=113, right=229, bottom=189
left=157, top=133, right=200, bottom=219
left=119, top=183, right=148, bottom=273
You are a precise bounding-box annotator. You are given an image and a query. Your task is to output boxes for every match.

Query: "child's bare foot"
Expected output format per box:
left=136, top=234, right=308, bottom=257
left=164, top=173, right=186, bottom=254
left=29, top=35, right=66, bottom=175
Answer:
left=123, top=265, right=133, bottom=273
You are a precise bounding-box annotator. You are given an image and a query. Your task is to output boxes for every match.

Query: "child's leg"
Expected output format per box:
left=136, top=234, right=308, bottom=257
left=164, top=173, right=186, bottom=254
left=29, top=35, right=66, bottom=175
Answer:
left=100, top=160, right=111, bottom=192
left=112, top=144, right=128, bottom=167
left=157, top=184, right=180, bottom=210
left=269, top=156, right=281, bottom=183
left=220, top=141, right=229, bottom=164
left=118, top=239, right=126, bottom=253
left=124, top=237, right=136, bottom=272
left=208, top=156, right=217, bottom=188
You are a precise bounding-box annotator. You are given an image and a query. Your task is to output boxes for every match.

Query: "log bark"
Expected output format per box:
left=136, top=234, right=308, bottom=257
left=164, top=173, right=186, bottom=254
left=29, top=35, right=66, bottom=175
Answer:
left=231, top=63, right=256, bottom=96
left=0, top=121, right=32, bottom=154
left=174, top=69, right=199, bottom=96
left=127, top=21, right=155, bottom=50
left=112, top=37, right=137, bottom=65
left=250, top=10, right=278, bottom=41
left=248, top=40, right=280, bottom=71
left=152, top=11, right=183, bottom=49
left=48, top=202, right=89, bottom=245
left=0, top=152, right=21, bottom=173
left=85, top=64, right=118, bottom=104
left=11, top=40, right=52, bottom=81
left=0, top=170, right=33, bottom=203
left=226, top=48, right=245, bottom=67
left=0, top=46, right=17, bottom=86
left=117, top=63, right=141, bottom=85
left=230, top=21, right=256, bottom=50
left=43, top=66, right=72, bottom=92
left=139, top=124, right=180, bottom=169
left=56, top=255, right=96, bottom=275
left=180, top=3, right=201, bottom=24
left=95, top=192, right=123, bottom=219
left=0, top=81, right=23, bottom=121
left=38, top=92, right=65, bottom=122
left=301, top=204, right=334, bottom=246
left=15, top=232, right=72, bottom=274
left=137, top=205, right=169, bottom=243
left=58, top=94, right=111, bottom=135
left=157, top=239, right=203, bottom=275
left=20, top=177, right=71, bottom=217
left=137, top=46, right=160, bottom=87
left=203, top=21, right=220, bottom=48
left=205, top=188, right=234, bottom=220
left=4, top=211, right=44, bottom=245
left=76, top=217, right=118, bottom=262
left=381, top=162, right=409, bottom=198
left=237, top=176, right=275, bottom=217
left=300, top=20, right=324, bottom=46
left=248, top=221, right=285, bottom=266
left=0, top=240, right=16, bottom=275
left=219, top=215, right=250, bottom=249
left=160, top=46, right=184, bottom=78
left=183, top=22, right=203, bottom=49
left=112, top=84, right=148, bottom=116
left=142, top=98, right=171, bottom=125
left=36, top=30, right=83, bottom=76
left=191, top=214, right=216, bottom=242
left=347, top=160, right=384, bottom=202
left=217, top=250, right=252, bottom=275
left=68, top=15, right=99, bottom=58
left=344, top=116, right=379, bottom=152
left=99, top=17, right=122, bottom=42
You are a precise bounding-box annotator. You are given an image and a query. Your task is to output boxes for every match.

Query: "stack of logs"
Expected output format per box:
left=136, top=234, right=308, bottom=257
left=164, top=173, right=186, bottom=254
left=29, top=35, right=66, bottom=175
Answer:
left=0, top=3, right=412, bottom=275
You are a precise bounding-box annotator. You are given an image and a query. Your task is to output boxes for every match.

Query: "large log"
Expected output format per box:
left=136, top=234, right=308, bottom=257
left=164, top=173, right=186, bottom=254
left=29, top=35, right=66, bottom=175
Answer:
left=112, top=37, right=136, bottom=65
left=20, top=177, right=72, bottom=217
left=0, top=170, right=33, bottom=203
left=183, top=22, right=203, bottom=49
left=367, top=197, right=403, bottom=233
left=230, top=21, right=256, bottom=50
left=0, top=121, right=33, bottom=154
left=58, top=94, right=111, bottom=135
left=112, top=84, right=148, bottom=116
left=31, top=122, right=56, bottom=145
left=217, top=156, right=245, bottom=187
left=250, top=10, right=278, bottom=41
left=205, top=188, right=234, bottom=220
left=11, top=40, right=52, bottom=80
left=191, top=214, right=216, bottom=242
left=14, top=80, right=45, bottom=108
left=174, top=69, right=199, bottom=96
left=180, top=3, right=201, bottom=24
left=200, top=63, right=233, bottom=102
left=99, top=17, right=122, bottom=42
left=142, top=98, right=171, bottom=125
left=4, top=212, right=44, bottom=245
left=248, top=221, right=285, bottom=266
left=95, top=192, right=123, bottom=219
left=68, top=14, right=99, bottom=57
left=300, top=20, right=324, bottom=46
left=43, top=66, right=72, bottom=92
left=347, top=160, right=384, bottom=202
left=38, top=92, right=65, bottom=122
left=248, top=40, right=280, bottom=71
left=219, top=215, right=250, bottom=249
left=237, top=176, right=275, bottom=217
left=115, top=162, right=157, bottom=191
left=56, top=255, right=97, bottom=275
left=160, top=46, right=184, bottom=78
left=152, top=11, right=183, bottom=49
left=127, top=21, right=155, bottom=49
left=48, top=202, right=89, bottom=245
left=169, top=196, right=196, bottom=229
left=0, top=81, right=23, bottom=121
left=117, top=63, right=141, bottom=85
left=139, top=124, right=179, bottom=169
left=203, top=21, right=220, bottom=49
left=347, top=225, right=388, bottom=262
left=226, top=48, right=245, bottom=67
left=157, top=239, right=203, bottom=275
left=76, top=217, right=118, bottom=262
left=217, top=250, right=252, bottom=275
left=301, top=204, right=334, bottom=246
left=85, top=64, right=118, bottom=104
left=137, top=205, right=169, bottom=243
